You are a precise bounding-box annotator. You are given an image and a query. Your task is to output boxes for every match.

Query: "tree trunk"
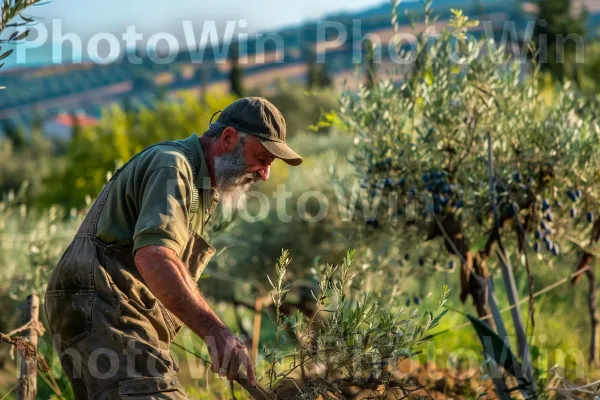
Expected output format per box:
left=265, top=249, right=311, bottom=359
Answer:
left=572, top=219, right=600, bottom=365
left=431, top=216, right=496, bottom=330
left=16, top=294, right=39, bottom=400
left=586, top=268, right=599, bottom=366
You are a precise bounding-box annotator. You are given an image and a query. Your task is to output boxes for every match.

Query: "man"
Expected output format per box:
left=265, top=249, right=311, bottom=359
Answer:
left=45, top=97, right=303, bottom=399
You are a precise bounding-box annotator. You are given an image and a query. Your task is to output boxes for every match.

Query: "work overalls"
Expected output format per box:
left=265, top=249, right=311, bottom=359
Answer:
left=45, top=141, right=216, bottom=399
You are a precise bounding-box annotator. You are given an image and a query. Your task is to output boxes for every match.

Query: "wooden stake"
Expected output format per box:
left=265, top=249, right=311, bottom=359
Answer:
left=16, top=294, right=39, bottom=400
left=251, top=296, right=263, bottom=362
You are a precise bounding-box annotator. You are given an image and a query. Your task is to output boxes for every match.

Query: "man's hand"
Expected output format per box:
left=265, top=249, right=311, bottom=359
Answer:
left=134, top=245, right=256, bottom=386
left=203, top=325, right=256, bottom=385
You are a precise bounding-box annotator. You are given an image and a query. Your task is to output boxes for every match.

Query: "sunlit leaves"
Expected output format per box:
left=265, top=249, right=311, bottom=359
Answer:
left=41, top=92, right=238, bottom=209
left=0, top=0, right=42, bottom=70
left=0, top=186, right=82, bottom=299
left=335, top=1, right=600, bottom=273
left=264, top=250, right=450, bottom=396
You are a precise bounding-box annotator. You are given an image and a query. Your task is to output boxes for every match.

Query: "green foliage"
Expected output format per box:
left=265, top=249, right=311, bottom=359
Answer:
left=468, top=315, right=534, bottom=397
left=533, top=0, right=587, bottom=83
left=447, top=8, right=479, bottom=40
left=39, top=92, right=237, bottom=209
left=306, top=47, right=332, bottom=90
left=1, top=118, right=26, bottom=150
left=0, top=188, right=82, bottom=299
left=250, top=82, right=339, bottom=135
left=269, top=250, right=293, bottom=344
left=35, top=85, right=335, bottom=209
left=0, top=184, right=81, bottom=400
left=330, top=4, right=600, bottom=391
left=335, top=2, right=600, bottom=284
left=262, top=249, right=451, bottom=398
left=576, top=41, right=600, bottom=96
left=3, top=4, right=600, bottom=394
left=0, top=131, right=56, bottom=199
left=229, top=41, right=245, bottom=97
left=0, top=0, right=43, bottom=70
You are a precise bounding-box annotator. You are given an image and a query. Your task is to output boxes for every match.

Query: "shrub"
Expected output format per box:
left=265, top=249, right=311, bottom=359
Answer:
left=0, top=132, right=57, bottom=201
left=261, top=249, right=451, bottom=399
left=0, top=189, right=81, bottom=299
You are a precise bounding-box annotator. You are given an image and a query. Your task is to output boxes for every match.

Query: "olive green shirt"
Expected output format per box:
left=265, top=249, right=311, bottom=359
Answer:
left=96, top=133, right=220, bottom=256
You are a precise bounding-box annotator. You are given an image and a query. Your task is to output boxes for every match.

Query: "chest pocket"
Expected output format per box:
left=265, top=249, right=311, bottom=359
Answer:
left=185, top=193, right=215, bottom=281
left=160, top=141, right=216, bottom=282
left=180, top=230, right=216, bottom=282
left=185, top=186, right=215, bottom=281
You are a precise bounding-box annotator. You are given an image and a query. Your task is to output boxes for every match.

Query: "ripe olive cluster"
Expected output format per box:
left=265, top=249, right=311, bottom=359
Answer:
left=532, top=189, right=594, bottom=257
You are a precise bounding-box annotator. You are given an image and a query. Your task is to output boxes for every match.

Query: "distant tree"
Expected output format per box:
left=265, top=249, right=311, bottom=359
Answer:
left=70, top=111, right=81, bottom=139
left=197, top=64, right=211, bottom=104
left=155, top=85, right=168, bottom=102
left=579, top=42, right=600, bottom=94
left=364, top=39, right=377, bottom=89
left=306, top=46, right=332, bottom=90
left=319, top=64, right=333, bottom=88
left=131, top=71, right=154, bottom=91
left=31, top=109, right=44, bottom=140
left=121, top=97, right=134, bottom=115
left=533, top=0, right=587, bottom=83
left=472, top=0, right=485, bottom=15
left=1, top=118, right=26, bottom=150
left=306, top=47, right=319, bottom=89
left=228, top=41, right=245, bottom=97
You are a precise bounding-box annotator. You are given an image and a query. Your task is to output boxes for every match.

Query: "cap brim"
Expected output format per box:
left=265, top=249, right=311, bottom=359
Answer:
left=260, top=140, right=303, bottom=166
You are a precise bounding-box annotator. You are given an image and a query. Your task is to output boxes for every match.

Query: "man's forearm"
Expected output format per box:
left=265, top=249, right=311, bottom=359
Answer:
left=134, top=245, right=226, bottom=338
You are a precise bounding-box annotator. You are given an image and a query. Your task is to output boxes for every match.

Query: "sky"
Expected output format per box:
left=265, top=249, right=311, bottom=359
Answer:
left=4, top=0, right=386, bottom=68
left=31, top=0, right=385, bottom=38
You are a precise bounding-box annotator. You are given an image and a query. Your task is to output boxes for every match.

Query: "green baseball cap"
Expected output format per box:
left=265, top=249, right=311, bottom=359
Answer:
left=212, top=97, right=303, bottom=166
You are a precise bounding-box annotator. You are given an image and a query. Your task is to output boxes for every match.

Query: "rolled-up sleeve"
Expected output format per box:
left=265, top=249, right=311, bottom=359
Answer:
left=133, top=166, right=192, bottom=255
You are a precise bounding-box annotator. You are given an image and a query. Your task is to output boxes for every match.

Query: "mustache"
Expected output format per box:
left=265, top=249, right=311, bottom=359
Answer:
left=241, top=172, right=262, bottom=185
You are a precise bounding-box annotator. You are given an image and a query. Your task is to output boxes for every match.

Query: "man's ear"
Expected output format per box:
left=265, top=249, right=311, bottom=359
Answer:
left=220, top=127, right=239, bottom=152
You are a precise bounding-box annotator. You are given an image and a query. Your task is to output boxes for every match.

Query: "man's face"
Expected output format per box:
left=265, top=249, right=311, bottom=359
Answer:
left=213, top=130, right=274, bottom=211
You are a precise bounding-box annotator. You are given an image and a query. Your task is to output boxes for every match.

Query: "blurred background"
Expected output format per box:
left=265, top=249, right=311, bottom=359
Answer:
left=2, top=0, right=582, bottom=142
left=2, top=0, right=600, bottom=398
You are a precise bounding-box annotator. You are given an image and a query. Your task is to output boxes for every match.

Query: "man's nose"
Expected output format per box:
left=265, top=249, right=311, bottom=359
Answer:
left=258, top=164, right=270, bottom=181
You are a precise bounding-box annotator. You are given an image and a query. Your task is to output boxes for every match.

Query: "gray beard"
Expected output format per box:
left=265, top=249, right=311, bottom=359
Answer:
left=214, top=142, right=260, bottom=212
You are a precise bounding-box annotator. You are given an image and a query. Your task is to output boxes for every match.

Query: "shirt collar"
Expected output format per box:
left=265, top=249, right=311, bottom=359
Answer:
left=181, top=133, right=213, bottom=190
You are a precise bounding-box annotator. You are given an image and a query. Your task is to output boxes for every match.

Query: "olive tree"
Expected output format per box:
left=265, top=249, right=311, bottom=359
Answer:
left=334, top=4, right=600, bottom=370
